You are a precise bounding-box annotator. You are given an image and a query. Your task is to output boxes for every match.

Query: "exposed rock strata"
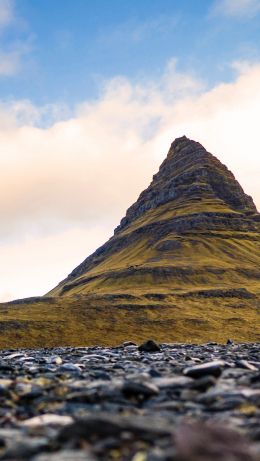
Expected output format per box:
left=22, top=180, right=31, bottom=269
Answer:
left=115, top=136, right=256, bottom=233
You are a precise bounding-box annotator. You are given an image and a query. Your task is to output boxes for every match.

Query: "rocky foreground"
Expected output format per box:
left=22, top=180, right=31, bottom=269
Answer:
left=0, top=342, right=259, bottom=460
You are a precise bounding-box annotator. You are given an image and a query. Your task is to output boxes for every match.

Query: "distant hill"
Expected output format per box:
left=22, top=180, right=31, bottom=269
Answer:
left=1, top=136, right=259, bottom=347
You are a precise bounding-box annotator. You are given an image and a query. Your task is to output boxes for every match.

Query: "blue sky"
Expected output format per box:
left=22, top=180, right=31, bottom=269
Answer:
left=1, top=0, right=260, bottom=301
left=1, top=0, right=260, bottom=107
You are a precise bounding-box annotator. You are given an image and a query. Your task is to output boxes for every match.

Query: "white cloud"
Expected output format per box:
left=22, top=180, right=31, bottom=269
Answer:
left=0, top=99, right=70, bottom=127
left=0, top=60, right=260, bottom=300
left=212, top=0, right=260, bottom=17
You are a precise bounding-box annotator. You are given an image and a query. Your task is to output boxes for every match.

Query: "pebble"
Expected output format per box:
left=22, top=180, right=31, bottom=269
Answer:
left=183, top=360, right=225, bottom=378
left=122, top=381, right=159, bottom=399
left=0, top=343, right=258, bottom=460
left=20, top=414, right=73, bottom=427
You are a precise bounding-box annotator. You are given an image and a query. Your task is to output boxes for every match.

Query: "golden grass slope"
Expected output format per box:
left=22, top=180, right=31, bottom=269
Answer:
left=49, top=198, right=260, bottom=299
left=0, top=293, right=259, bottom=348
left=0, top=206, right=257, bottom=349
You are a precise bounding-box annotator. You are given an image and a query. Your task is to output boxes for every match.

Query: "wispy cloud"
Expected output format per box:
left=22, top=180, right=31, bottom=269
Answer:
left=0, top=0, right=33, bottom=76
left=212, top=0, right=260, bottom=18
left=0, top=0, right=14, bottom=29
left=0, top=39, right=33, bottom=75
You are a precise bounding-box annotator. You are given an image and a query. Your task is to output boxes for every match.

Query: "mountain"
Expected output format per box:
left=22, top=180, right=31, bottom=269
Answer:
left=49, top=136, right=259, bottom=299
left=1, top=136, right=259, bottom=347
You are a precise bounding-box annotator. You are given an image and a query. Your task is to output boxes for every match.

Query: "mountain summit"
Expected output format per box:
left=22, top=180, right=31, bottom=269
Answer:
left=116, top=136, right=256, bottom=234
left=49, top=136, right=259, bottom=298
left=1, top=137, right=259, bottom=347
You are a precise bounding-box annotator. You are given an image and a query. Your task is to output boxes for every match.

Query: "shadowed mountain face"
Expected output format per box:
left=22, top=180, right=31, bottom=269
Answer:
left=49, top=136, right=259, bottom=300
left=1, top=136, right=259, bottom=347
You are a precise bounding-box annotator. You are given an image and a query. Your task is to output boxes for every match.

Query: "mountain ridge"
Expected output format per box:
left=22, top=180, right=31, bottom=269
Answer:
left=115, top=136, right=256, bottom=234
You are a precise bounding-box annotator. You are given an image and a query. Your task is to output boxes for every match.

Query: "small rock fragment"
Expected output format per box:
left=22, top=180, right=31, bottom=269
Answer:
left=227, top=339, right=234, bottom=346
left=20, top=414, right=73, bottom=428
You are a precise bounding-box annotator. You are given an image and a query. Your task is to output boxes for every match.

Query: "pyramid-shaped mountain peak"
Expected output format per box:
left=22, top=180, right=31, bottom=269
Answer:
left=115, top=136, right=256, bottom=234
left=49, top=137, right=259, bottom=299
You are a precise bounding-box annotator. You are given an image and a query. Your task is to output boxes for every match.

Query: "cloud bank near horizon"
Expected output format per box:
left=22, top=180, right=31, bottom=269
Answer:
left=0, top=60, right=260, bottom=301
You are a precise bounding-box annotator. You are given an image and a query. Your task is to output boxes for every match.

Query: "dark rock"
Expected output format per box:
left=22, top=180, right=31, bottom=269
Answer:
left=149, top=368, right=162, bottom=378
left=90, top=370, right=111, bottom=380
left=251, top=373, right=260, bottom=384
left=188, top=375, right=217, bottom=392
left=227, top=339, right=234, bottom=345
left=138, top=340, right=161, bottom=353
left=0, top=363, right=12, bottom=371
left=57, top=413, right=172, bottom=443
left=122, top=381, right=159, bottom=399
left=183, top=360, right=225, bottom=378
left=0, top=438, right=50, bottom=460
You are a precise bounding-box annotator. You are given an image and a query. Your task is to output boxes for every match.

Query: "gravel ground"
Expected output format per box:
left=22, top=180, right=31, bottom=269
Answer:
left=0, top=341, right=259, bottom=460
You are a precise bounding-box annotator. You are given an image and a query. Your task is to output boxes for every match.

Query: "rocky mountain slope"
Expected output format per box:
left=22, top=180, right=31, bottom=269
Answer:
left=0, top=136, right=259, bottom=347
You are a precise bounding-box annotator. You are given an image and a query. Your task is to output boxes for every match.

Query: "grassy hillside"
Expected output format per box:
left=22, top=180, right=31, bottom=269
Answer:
left=56, top=230, right=260, bottom=296
left=0, top=293, right=259, bottom=348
